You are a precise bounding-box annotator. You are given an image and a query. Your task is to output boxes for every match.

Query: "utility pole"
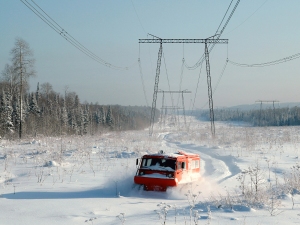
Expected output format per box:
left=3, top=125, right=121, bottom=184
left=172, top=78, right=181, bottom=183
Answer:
left=255, top=100, right=279, bottom=126
left=139, top=35, right=228, bottom=136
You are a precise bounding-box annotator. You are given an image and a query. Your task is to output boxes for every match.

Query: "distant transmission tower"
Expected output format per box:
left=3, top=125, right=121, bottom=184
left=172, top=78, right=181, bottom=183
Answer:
left=255, top=100, right=279, bottom=126
left=158, top=90, right=191, bottom=129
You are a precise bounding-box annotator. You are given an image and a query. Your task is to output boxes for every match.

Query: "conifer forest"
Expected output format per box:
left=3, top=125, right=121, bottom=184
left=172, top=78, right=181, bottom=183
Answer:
left=0, top=38, right=157, bottom=139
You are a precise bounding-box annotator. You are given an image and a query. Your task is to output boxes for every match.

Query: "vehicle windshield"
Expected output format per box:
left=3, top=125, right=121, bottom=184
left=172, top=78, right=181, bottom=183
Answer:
left=141, top=158, right=176, bottom=171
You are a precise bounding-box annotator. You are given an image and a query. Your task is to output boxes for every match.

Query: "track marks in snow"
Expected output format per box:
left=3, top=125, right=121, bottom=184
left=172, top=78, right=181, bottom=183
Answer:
left=164, top=133, right=241, bottom=185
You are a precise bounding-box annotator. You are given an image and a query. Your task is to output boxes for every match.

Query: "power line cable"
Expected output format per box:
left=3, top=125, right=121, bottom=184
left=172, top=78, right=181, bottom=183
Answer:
left=21, top=0, right=134, bottom=71
left=218, top=0, right=241, bottom=36
left=21, top=0, right=61, bottom=35
left=215, top=0, right=234, bottom=35
left=23, top=0, right=123, bottom=69
left=162, top=52, right=175, bottom=109
left=130, top=0, right=147, bottom=34
left=176, top=58, right=185, bottom=107
left=25, top=1, right=108, bottom=66
left=211, top=40, right=229, bottom=97
left=31, top=0, right=63, bottom=30
left=192, top=63, right=204, bottom=111
left=213, top=59, right=229, bottom=94
left=138, top=44, right=149, bottom=107
left=30, top=0, right=136, bottom=70
left=206, top=0, right=234, bottom=65
left=31, top=0, right=105, bottom=64
left=21, top=0, right=97, bottom=65
left=176, top=44, right=185, bottom=107
left=131, top=0, right=149, bottom=107
left=185, top=0, right=240, bottom=70
left=228, top=51, right=300, bottom=67
left=187, top=61, right=204, bottom=129
left=199, top=58, right=229, bottom=110
left=186, top=0, right=240, bottom=129
left=225, top=0, right=269, bottom=35
left=138, top=59, right=149, bottom=107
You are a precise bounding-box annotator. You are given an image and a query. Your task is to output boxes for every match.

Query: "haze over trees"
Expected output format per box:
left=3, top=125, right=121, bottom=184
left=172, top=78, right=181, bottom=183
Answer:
left=0, top=38, right=158, bottom=139
left=198, top=106, right=300, bottom=126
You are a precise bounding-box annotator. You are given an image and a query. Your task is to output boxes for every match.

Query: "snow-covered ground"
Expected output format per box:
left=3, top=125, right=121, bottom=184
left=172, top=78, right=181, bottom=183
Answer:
left=1, top=116, right=300, bottom=224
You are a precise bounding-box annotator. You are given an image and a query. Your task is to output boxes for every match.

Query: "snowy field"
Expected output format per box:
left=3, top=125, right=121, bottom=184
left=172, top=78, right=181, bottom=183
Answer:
left=1, top=116, right=300, bottom=224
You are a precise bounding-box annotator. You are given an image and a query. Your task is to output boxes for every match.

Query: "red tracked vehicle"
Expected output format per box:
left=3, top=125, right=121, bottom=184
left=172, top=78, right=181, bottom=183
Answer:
left=134, top=150, right=200, bottom=191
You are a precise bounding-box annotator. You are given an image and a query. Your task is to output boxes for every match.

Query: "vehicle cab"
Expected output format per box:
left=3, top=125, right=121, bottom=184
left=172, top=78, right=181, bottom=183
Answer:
left=134, top=150, right=200, bottom=191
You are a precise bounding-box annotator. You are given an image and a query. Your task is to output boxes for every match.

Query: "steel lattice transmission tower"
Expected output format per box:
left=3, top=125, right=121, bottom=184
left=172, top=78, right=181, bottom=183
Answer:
left=139, top=34, right=228, bottom=136
left=205, top=37, right=215, bottom=137
left=255, top=100, right=279, bottom=126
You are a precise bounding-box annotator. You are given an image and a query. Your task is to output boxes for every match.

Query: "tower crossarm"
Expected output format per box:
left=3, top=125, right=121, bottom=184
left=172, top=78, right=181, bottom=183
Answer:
left=157, top=90, right=192, bottom=94
left=255, top=100, right=279, bottom=103
left=161, top=106, right=184, bottom=109
left=139, top=39, right=228, bottom=44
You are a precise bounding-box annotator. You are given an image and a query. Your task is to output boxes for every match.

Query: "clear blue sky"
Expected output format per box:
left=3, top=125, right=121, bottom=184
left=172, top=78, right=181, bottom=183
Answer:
left=1, top=1, right=300, bottom=109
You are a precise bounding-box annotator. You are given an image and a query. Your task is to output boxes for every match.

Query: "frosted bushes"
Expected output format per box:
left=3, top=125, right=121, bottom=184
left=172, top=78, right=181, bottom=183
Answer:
left=43, top=160, right=58, bottom=167
left=155, top=202, right=171, bottom=225
left=283, top=163, right=300, bottom=209
left=233, top=161, right=300, bottom=213
left=236, top=163, right=269, bottom=208
left=285, top=163, right=300, bottom=192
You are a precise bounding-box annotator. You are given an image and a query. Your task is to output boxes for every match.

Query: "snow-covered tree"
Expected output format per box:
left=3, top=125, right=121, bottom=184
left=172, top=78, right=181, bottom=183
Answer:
left=106, top=106, right=114, bottom=128
left=36, top=82, right=40, bottom=105
left=0, top=91, right=14, bottom=136
left=100, top=106, right=105, bottom=124
left=28, top=93, right=40, bottom=116
left=68, top=109, right=78, bottom=134
left=11, top=38, right=35, bottom=138
left=82, top=106, right=89, bottom=134
left=60, top=103, right=68, bottom=128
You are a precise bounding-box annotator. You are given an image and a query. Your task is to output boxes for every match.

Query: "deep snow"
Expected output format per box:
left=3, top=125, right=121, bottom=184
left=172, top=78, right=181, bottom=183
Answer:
left=1, top=116, right=300, bottom=224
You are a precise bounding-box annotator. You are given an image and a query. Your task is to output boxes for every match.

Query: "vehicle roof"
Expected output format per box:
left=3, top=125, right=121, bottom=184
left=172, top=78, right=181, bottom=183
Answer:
left=142, top=151, right=200, bottom=160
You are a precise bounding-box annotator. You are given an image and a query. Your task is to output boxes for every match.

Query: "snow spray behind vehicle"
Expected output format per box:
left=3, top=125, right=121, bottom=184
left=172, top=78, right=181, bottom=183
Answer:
left=134, top=151, right=200, bottom=191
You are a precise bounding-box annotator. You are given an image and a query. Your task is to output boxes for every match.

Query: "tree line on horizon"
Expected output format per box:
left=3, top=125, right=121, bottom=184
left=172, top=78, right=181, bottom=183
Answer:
left=0, top=38, right=158, bottom=139
left=197, top=106, right=300, bottom=126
